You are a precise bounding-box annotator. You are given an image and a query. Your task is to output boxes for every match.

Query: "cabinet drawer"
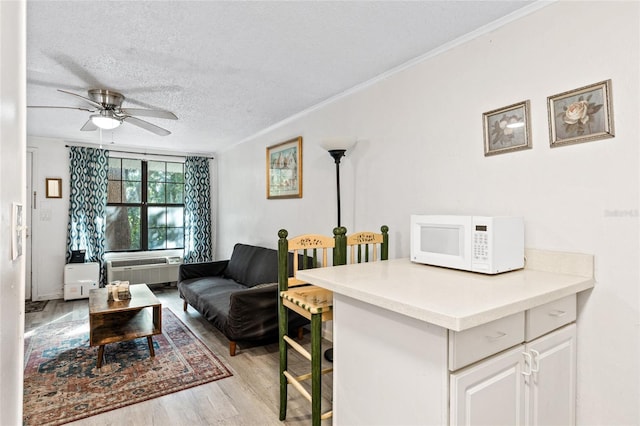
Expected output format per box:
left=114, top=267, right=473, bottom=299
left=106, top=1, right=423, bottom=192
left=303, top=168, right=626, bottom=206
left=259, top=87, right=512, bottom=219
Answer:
left=449, top=312, right=524, bottom=371
left=525, top=294, right=576, bottom=341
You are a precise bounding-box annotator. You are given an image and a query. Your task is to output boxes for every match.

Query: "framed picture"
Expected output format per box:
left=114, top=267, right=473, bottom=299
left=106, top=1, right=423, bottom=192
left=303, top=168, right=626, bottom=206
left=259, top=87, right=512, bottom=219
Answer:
left=46, top=178, right=62, bottom=198
left=12, top=202, right=23, bottom=260
left=266, top=137, right=302, bottom=199
left=483, top=100, right=532, bottom=156
left=547, top=79, right=614, bottom=147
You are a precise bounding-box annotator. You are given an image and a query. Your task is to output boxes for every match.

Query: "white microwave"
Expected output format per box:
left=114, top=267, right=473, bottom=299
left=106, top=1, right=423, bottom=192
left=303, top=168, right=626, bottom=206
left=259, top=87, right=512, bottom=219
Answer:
left=410, top=215, right=524, bottom=274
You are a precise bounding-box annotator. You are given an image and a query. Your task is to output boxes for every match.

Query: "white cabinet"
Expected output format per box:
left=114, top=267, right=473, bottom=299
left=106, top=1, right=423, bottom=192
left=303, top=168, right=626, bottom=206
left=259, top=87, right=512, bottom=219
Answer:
left=333, top=293, right=579, bottom=426
left=450, top=323, right=576, bottom=426
left=450, top=344, right=526, bottom=425
left=525, top=323, right=576, bottom=426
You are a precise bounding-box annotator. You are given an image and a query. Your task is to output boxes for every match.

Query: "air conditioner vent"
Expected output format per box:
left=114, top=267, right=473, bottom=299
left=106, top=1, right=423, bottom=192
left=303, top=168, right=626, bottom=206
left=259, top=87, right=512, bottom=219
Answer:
left=106, top=256, right=182, bottom=285
left=110, top=258, right=168, bottom=268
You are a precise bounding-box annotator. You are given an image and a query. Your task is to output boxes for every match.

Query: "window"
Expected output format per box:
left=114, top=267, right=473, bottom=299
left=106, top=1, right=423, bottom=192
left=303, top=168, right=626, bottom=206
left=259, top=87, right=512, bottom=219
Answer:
left=106, top=158, right=185, bottom=252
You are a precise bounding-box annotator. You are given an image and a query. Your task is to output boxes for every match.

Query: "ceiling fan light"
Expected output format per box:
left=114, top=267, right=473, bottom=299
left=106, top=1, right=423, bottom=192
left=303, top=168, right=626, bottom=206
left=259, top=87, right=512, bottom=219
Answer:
left=90, top=114, right=122, bottom=130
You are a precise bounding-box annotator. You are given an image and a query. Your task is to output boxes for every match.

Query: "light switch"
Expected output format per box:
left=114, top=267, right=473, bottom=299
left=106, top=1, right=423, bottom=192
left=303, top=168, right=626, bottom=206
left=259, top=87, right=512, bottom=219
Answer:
left=39, top=209, right=52, bottom=221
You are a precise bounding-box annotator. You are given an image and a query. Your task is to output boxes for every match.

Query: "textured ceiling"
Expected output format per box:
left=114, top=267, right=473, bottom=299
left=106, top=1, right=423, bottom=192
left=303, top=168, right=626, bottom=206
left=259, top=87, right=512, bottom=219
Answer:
left=27, top=1, right=533, bottom=155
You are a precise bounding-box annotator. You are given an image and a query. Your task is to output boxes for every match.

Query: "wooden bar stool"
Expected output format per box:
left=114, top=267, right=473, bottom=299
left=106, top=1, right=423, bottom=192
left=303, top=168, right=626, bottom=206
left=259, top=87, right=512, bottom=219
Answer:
left=277, top=228, right=344, bottom=426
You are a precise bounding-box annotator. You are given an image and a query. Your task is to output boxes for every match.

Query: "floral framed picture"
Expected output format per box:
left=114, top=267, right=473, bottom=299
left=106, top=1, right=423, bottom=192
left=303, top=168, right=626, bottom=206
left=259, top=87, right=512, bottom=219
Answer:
left=547, top=79, right=614, bottom=147
left=266, top=136, right=302, bottom=199
left=483, top=100, right=531, bottom=156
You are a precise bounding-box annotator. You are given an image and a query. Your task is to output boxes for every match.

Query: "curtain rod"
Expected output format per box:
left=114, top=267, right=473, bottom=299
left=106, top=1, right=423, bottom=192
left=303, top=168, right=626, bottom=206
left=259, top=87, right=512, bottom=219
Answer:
left=64, top=144, right=214, bottom=160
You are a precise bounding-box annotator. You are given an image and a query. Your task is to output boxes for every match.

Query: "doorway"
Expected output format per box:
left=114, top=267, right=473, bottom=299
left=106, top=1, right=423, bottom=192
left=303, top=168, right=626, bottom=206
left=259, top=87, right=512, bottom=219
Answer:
left=26, top=149, right=35, bottom=300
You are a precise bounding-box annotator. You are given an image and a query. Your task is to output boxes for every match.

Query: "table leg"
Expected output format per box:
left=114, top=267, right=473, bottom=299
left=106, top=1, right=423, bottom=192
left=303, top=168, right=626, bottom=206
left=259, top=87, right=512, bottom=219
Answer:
left=147, top=336, right=155, bottom=357
left=97, top=345, right=105, bottom=369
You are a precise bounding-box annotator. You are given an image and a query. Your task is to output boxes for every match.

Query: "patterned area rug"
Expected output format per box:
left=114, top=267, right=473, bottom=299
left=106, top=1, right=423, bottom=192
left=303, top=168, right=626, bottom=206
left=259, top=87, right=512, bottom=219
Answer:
left=23, top=308, right=232, bottom=426
left=25, top=300, right=48, bottom=313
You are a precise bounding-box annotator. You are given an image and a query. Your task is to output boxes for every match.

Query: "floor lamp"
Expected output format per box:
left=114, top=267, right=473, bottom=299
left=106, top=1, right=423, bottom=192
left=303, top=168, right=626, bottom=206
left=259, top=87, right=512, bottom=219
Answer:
left=325, top=149, right=346, bottom=363
left=328, top=149, right=346, bottom=226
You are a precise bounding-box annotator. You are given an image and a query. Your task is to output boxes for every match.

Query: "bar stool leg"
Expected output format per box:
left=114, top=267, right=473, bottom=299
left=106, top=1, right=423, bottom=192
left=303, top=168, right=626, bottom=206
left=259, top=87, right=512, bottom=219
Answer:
left=311, top=313, right=322, bottom=426
left=279, top=298, right=288, bottom=421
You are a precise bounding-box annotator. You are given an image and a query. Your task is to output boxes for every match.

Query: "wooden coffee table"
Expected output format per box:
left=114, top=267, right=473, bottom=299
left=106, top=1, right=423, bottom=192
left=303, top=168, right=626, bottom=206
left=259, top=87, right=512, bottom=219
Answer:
left=89, top=283, right=162, bottom=368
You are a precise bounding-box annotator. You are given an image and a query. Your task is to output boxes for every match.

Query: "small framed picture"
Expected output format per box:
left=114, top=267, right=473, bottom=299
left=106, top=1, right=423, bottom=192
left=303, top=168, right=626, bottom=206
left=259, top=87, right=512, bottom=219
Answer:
left=483, top=100, right=532, bottom=156
left=46, top=178, right=62, bottom=198
left=547, top=79, right=614, bottom=147
left=266, top=137, right=302, bottom=199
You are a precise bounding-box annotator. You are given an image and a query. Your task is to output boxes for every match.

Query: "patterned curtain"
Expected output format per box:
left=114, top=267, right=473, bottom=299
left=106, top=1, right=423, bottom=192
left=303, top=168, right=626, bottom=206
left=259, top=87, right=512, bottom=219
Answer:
left=66, top=147, right=109, bottom=285
left=183, top=156, right=212, bottom=263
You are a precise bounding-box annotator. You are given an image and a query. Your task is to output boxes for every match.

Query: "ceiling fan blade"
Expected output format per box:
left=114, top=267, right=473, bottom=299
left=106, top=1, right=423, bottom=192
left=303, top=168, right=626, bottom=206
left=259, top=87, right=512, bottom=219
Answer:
left=27, top=78, right=86, bottom=92
left=120, top=108, right=177, bottom=120
left=28, top=105, right=96, bottom=113
left=57, top=89, right=103, bottom=109
left=123, top=85, right=182, bottom=95
left=47, top=53, right=104, bottom=88
left=123, top=116, right=171, bottom=136
left=80, top=119, right=98, bottom=131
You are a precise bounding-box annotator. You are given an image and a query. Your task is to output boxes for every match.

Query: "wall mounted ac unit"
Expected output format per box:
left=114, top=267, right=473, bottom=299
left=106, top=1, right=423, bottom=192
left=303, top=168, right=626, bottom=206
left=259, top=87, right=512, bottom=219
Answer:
left=106, top=256, right=182, bottom=285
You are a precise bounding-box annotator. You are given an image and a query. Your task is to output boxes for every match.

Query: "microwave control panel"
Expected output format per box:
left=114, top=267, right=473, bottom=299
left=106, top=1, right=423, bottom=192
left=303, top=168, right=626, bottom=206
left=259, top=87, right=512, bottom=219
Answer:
left=473, top=225, right=489, bottom=261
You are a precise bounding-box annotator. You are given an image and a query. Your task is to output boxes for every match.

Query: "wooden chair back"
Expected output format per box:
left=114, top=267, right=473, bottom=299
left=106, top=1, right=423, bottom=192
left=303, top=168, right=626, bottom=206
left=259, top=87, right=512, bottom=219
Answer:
left=345, top=225, right=389, bottom=264
left=278, top=228, right=343, bottom=292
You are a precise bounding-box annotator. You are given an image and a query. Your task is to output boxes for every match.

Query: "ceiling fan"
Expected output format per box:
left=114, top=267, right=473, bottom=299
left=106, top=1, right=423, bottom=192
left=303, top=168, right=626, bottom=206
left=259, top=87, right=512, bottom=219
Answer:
left=29, top=89, right=178, bottom=136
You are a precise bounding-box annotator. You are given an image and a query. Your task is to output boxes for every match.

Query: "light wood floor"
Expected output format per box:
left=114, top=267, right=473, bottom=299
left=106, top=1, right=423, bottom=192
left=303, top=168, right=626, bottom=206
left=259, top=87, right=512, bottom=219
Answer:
left=24, top=284, right=333, bottom=426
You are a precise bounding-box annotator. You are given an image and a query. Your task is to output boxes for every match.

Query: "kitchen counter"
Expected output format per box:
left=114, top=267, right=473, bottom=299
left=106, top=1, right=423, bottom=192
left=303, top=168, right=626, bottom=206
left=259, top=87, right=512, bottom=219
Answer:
left=296, top=249, right=594, bottom=331
left=295, top=249, right=594, bottom=425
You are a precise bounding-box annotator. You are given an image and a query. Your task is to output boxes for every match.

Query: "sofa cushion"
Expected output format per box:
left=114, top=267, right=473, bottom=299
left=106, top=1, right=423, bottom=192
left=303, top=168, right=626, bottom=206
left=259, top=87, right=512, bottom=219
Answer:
left=225, top=243, right=280, bottom=287
left=179, top=276, right=246, bottom=330
left=251, top=282, right=277, bottom=289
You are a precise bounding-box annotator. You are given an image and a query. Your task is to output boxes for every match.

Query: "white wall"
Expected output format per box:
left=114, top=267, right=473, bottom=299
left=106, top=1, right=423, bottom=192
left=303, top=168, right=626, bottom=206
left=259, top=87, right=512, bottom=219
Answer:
left=28, top=137, right=70, bottom=300
left=217, top=2, right=639, bottom=425
left=0, top=0, right=26, bottom=423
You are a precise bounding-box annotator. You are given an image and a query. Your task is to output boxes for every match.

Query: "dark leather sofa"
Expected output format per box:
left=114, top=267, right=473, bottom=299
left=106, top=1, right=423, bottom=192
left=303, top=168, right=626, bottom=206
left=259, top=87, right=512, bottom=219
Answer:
left=178, top=243, right=306, bottom=356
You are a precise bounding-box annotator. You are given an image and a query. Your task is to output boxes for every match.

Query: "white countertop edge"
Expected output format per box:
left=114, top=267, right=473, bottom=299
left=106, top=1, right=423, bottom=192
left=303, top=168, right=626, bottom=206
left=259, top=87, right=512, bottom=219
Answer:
left=452, top=278, right=594, bottom=331
left=309, top=275, right=593, bottom=331
left=297, top=250, right=595, bottom=332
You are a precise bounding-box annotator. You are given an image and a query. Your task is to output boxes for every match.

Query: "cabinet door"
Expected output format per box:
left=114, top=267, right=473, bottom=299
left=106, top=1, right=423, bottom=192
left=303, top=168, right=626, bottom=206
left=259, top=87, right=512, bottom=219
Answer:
left=450, top=345, right=526, bottom=426
left=525, top=323, right=576, bottom=426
